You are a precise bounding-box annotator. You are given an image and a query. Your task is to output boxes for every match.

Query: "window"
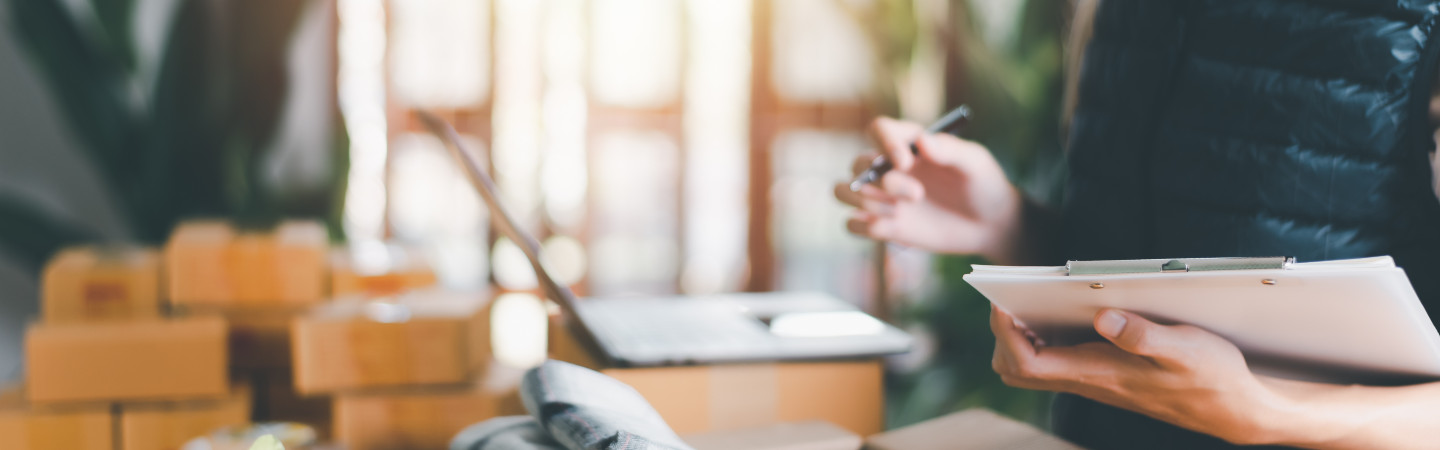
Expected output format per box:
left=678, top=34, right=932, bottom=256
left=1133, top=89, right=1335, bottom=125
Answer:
left=340, top=0, right=886, bottom=306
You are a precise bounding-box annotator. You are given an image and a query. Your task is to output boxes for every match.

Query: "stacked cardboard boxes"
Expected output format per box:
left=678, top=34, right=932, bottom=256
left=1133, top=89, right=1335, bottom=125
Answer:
left=166, top=220, right=329, bottom=306
left=330, top=364, right=526, bottom=449
left=291, top=289, right=521, bottom=449
left=163, top=219, right=336, bottom=439
left=0, top=384, right=114, bottom=450
left=13, top=220, right=469, bottom=449
left=118, top=383, right=252, bottom=450
left=17, top=244, right=247, bottom=450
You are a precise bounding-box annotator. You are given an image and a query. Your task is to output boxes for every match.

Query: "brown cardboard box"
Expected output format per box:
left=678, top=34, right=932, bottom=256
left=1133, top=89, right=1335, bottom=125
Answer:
left=26, top=315, right=229, bottom=403
left=292, top=290, right=490, bottom=394
left=270, top=221, right=329, bottom=304
left=165, top=220, right=235, bottom=304
left=332, top=364, right=525, bottom=450
left=120, top=383, right=252, bottom=450
left=330, top=245, right=438, bottom=297
left=683, top=421, right=862, bottom=450
left=864, top=409, right=1081, bottom=450
left=165, top=220, right=327, bottom=305
left=42, top=246, right=160, bottom=323
left=602, top=360, right=884, bottom=437
left=546, top=312, right=883, bottom=436
left=0, top=385, right=113, bottom=450
left=227, top=233, right=278, bottom=304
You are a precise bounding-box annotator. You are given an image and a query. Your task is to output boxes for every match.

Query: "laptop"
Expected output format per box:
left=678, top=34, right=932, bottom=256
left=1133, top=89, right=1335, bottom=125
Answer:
left=418, top=112, right=913, bottom=367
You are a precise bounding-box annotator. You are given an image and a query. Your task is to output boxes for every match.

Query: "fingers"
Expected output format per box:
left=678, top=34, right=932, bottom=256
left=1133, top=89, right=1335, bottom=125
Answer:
left=845, top=211, right=896, bottom=241
left=880, top=171, right=924, bottom=202
left=990, top=306, right=1037, bottom=359
left=848, top=153, right=922, bottom=202
left=837, top=170, right=924, bottom=204
left=914, top=134, right=991, bottom=170
left=833, top=183, right=897, bottom=211
left=834, top=182, right=863, bottom=207
left=990, top=305, right=1059, bottom=389
left=868, top=117, right=924, bottom=171
left=1430, top=94, right=1440, bottom=125
left=851, top=154, right=880, bottom=177
left=1094, top=309, right=1180, bottom=361
left=992, top=306, right=1152, bottom=393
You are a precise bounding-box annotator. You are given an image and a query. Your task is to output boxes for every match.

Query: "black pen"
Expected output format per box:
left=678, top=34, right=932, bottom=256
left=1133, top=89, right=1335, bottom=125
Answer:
left=849, top=104, right=972, bottom=192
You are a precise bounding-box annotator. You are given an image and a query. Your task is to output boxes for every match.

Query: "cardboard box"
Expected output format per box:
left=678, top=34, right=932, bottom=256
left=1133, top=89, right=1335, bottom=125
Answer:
left=42, top=246, right=160, bottom=323
left=331, top=245, right=438, bottom=297
left=26, top=315, right=229, bottom=403
left=164, top=220, right=235, bottom=304
left=120, top=383, right=252, bottom=450
left=546, top=312, right=601, bottom=370
left=270, top=221, right=329, bottom=304
left=865, top=409, right=1080, bottom=450
left=332, top=364, right=525, bottom=450
left=683, top=421, right=862, bottom=450
left=165, top=220, right=328, bottom=305
left=546, top=313, right=883, bottom=436
left=602, top=360, right=884, bottom=437
left=250, top=370, right=333, bottom=439
left=0, top=385, right=113, bottom=450
left=291, top=290, right=490, bottom=394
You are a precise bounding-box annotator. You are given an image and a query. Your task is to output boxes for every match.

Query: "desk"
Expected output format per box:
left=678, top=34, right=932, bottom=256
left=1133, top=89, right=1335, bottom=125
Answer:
left=548, top=314, right=885, bottom=436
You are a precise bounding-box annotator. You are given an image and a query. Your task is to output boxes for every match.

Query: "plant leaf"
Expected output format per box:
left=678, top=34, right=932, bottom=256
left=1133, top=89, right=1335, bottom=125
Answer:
left=7, top=0, right=145, bottom=233
left=88, top=0, right=137, bottom=71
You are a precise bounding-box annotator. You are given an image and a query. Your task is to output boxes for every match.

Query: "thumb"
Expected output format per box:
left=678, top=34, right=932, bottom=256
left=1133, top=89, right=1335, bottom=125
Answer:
left=869, top=117, right=921, bottom=171
left=1094, top=309, right=1171, bottom=358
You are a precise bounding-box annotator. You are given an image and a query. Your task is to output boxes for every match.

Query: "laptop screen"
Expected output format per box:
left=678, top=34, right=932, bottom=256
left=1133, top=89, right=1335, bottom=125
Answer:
left=416, top=112, right=587, bottom=322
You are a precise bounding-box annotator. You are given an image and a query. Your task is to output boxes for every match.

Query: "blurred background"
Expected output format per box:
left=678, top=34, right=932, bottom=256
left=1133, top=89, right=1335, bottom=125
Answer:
left=0, top=0, right=1071, bottom=430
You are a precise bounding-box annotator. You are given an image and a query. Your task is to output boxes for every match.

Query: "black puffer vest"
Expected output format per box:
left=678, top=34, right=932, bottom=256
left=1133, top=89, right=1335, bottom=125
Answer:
left=1056, top=0, right=1440, bottom=448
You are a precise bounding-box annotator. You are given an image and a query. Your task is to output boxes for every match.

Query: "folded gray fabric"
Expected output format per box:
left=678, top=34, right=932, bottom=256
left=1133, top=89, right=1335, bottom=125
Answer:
left=450, top=360, right=694, bottom=450
left=451, top=416, right=564, bottom=450
left=522, top=360, right=694, bottom=450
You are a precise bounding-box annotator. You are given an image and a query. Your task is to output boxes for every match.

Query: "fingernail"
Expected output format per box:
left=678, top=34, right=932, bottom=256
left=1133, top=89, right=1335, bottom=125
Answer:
left=1096, top=310, right=1127, bottom=338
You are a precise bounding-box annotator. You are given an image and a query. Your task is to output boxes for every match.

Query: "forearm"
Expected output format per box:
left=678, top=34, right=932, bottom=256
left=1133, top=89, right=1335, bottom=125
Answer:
left=1255, top=375, right=1440, bottom=449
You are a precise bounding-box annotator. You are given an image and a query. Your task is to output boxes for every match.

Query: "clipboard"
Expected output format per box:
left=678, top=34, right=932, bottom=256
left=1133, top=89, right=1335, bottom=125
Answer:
left=963, top=256, right=1440, bottom=383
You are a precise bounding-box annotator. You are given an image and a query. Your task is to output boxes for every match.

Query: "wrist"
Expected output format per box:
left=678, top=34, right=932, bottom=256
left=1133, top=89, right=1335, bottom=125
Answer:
left=983, top=191, right=1058, bottom=266
left=1244, top=377, right=1358, bottom=448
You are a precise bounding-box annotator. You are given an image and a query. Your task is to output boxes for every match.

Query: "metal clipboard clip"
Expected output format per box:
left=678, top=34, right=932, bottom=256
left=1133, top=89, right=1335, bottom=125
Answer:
left=1065, top=257, right=1294, bottom=276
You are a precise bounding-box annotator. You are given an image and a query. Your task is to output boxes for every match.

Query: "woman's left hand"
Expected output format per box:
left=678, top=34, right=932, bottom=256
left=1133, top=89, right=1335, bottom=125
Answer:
left=990, top=306, right=1287, bottom=445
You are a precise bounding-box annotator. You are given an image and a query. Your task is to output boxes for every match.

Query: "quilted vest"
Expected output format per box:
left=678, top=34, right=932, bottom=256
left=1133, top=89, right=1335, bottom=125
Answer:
left=1054, top=0, right=1440, bottom=448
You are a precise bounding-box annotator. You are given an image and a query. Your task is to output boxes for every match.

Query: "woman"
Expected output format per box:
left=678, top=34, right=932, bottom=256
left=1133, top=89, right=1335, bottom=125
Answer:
left=836, top=1, right=1440, bottom=448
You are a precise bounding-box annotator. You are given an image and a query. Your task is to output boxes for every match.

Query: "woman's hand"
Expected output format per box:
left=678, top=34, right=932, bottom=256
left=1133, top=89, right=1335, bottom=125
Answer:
left=834, top=117, right=1046, bottom=264
left=990, top=306, right=1288, bottom=445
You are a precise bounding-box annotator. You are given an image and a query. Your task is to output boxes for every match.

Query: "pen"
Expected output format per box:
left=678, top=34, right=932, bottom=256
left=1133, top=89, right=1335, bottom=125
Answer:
left=849, top=104, right=972, bottom=192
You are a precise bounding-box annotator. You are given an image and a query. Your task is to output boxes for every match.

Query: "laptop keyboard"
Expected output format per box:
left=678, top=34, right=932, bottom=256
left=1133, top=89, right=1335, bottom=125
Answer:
left=580, top=299, right=777, bottom=359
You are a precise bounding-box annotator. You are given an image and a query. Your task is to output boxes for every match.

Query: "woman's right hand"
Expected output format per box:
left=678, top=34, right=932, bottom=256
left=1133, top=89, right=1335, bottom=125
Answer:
left=834, top=117, right=1031, bottom=264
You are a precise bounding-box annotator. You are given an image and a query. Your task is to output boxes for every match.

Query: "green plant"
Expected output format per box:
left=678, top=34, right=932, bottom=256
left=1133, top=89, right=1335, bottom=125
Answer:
left=2, top=0, right=348, bottom=273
